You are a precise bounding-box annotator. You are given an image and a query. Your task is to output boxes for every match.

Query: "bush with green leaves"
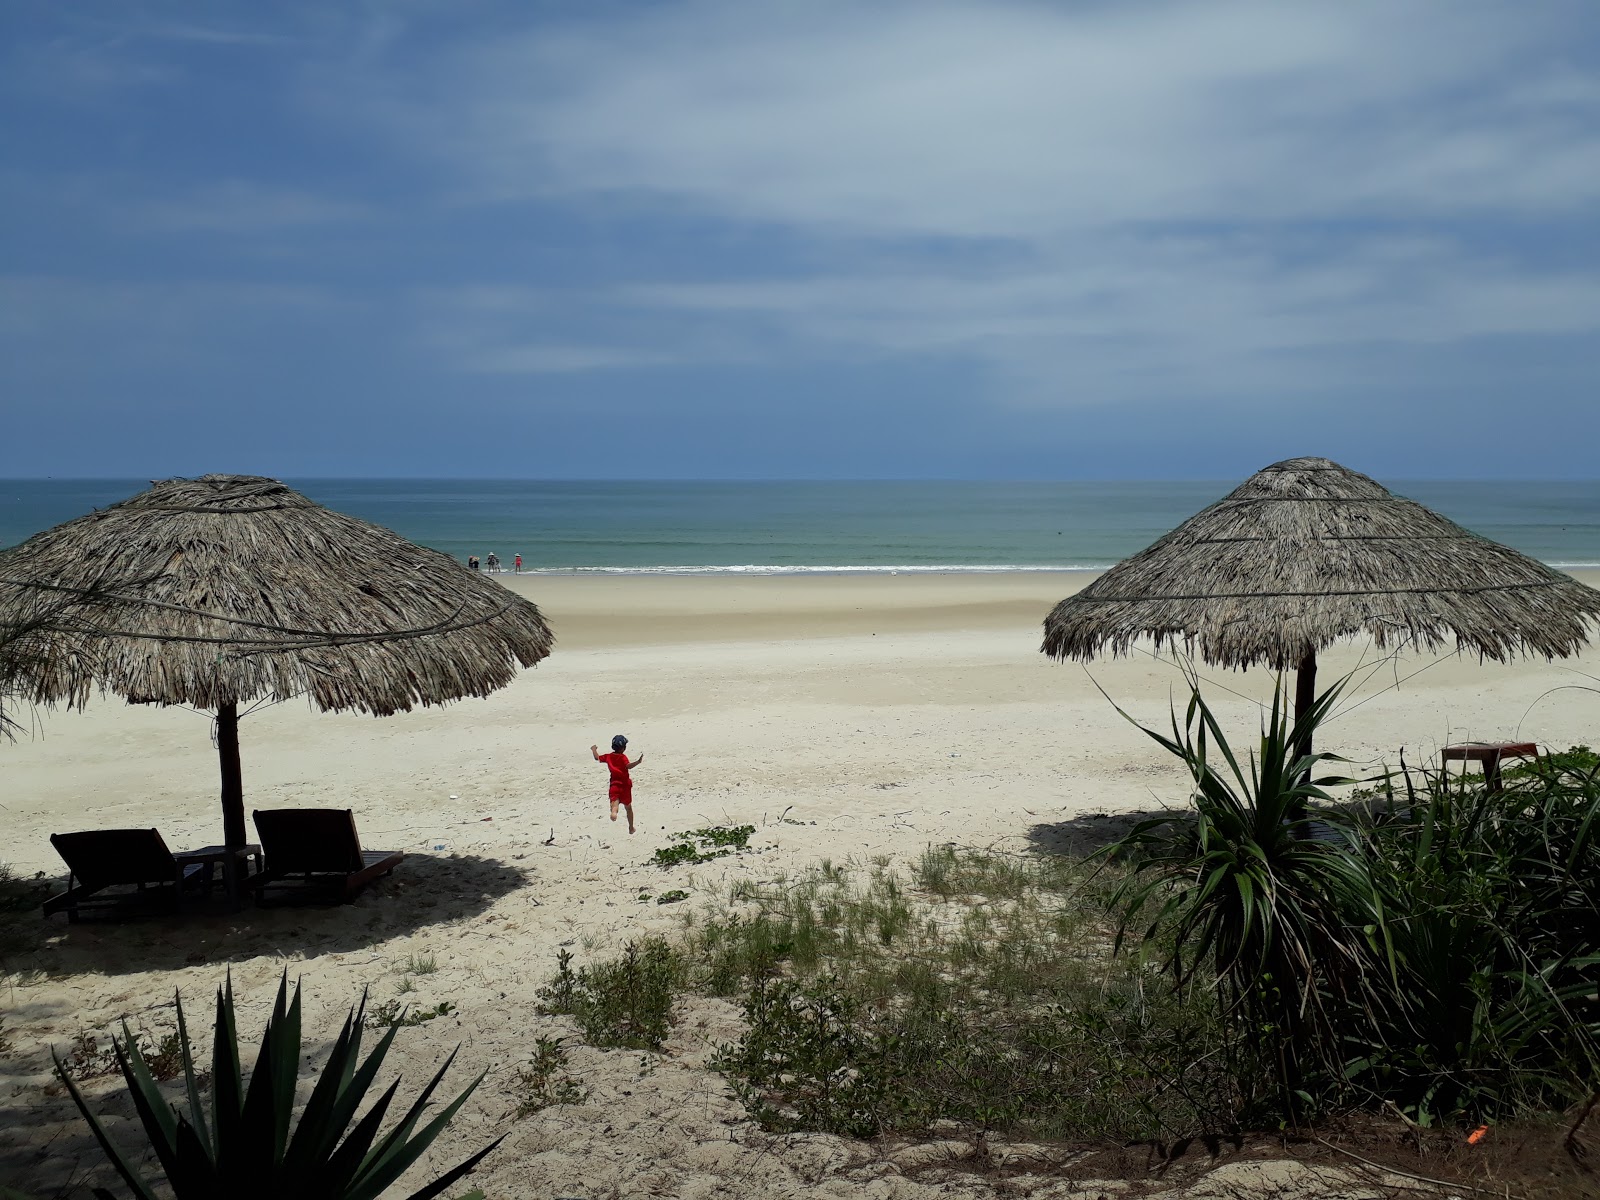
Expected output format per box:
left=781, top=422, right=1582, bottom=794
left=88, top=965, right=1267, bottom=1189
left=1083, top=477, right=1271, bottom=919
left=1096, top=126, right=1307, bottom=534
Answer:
left=511, top=1035, right=588, bottom=1116
left=537, top=941, right=683, bottom=1049
left=1102, top=673, right=1374, bottom=1111
left=547, top=849, right=1234, bottom=1142
left=1347, top=751, right=1600, bottom=1120
left=1106, top=667, right=1600, bottom=1125
left=54, top=974, right=502, bottom=1200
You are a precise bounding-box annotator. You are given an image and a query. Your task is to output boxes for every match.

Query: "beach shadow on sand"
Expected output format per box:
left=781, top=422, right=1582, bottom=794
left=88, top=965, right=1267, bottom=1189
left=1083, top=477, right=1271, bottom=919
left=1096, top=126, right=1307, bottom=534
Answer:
left=1, top=853, right=528, bottom=1196
left=10, top=851, right=528, bottom=981
left=1024, top=806, right=1193, bottom=857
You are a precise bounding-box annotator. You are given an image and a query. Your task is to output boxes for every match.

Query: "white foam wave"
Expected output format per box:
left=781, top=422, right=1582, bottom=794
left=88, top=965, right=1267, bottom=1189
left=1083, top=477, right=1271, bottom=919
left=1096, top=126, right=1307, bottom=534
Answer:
left=519, top=563, right=1111, bottom=576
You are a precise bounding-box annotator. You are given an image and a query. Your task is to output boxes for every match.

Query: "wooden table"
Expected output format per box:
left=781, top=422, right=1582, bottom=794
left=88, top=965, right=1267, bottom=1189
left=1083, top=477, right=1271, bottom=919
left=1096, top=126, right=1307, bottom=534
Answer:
left=1440, top=742, right=1538, bottom=793
left=174, top=843, right=261, bottom=910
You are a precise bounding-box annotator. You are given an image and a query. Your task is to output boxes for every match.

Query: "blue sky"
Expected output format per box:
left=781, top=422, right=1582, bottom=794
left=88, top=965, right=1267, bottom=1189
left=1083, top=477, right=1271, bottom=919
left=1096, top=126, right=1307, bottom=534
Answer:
left=3, top=1, right=1598, bottom=479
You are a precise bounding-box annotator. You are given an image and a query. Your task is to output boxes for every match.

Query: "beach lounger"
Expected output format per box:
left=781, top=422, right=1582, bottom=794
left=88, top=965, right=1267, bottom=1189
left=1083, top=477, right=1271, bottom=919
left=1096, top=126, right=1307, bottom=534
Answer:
left=42, top=829, right=208, bottom=923
left=251, top=808, right=404, bottom=904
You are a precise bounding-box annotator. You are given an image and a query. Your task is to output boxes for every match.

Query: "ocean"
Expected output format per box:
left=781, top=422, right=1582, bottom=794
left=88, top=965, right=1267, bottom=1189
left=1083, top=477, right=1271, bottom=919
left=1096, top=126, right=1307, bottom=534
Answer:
left=2, top=479, right=1598, bottom=572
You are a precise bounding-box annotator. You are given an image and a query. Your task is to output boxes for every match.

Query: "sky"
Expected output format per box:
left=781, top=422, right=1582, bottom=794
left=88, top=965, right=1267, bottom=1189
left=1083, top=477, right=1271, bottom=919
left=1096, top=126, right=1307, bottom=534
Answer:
left=2, top=1, right=1598, bottom=479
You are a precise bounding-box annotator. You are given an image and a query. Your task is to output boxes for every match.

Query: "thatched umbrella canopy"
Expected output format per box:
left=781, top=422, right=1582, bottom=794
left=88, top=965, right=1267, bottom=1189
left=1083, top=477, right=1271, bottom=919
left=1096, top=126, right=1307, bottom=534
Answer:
left=0, top=474, right=554, bottom=849
left=1042, top=457, right=1600, bottom=755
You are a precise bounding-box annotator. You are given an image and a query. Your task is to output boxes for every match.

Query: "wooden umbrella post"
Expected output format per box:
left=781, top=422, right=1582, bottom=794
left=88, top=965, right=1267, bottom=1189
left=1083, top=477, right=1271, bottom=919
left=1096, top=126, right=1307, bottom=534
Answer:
left=217, top=700, right=246, bottom=850
left=1293, top=648, right=1318, bottom=765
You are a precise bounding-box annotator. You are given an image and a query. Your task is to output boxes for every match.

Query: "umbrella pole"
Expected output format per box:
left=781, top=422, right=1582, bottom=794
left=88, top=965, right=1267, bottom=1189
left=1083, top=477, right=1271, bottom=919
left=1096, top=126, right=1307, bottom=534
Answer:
left=1293, top=648, right=1317, bottom=764
left=217, top=701, right=246, bottom=850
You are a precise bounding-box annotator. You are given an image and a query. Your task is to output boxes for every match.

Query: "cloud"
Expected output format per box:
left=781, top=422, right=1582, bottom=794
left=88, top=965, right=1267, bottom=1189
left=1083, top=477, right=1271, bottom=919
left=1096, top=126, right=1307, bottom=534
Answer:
left=134, top=180, right=367, bottom=233
left=392, top=0, right=1600, bottom=237
left=0, top=276, right=351, bottom=377
left=613, top=232, right=1600, bottom=399
left=327, top=0, right=1600, bottom=407
left=462, top=343, right=686, bottom=373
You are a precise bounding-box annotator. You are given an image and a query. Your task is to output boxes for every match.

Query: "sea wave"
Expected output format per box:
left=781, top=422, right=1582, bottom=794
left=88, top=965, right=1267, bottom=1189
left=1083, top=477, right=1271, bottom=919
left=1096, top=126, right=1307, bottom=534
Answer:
left=512, top=563, right=1113, bottom=576
left=500, top=559, right=1600, bottom=576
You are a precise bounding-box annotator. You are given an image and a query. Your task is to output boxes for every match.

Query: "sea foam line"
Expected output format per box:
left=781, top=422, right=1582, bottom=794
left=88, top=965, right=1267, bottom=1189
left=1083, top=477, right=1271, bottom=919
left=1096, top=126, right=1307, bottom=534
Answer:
left=517, top=563, right=1112, bottom=576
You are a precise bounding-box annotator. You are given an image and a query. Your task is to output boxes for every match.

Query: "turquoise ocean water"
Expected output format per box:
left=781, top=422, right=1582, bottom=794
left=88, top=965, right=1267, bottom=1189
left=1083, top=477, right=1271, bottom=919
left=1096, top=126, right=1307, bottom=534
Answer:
left=2, top=480, right=1598, bottom=572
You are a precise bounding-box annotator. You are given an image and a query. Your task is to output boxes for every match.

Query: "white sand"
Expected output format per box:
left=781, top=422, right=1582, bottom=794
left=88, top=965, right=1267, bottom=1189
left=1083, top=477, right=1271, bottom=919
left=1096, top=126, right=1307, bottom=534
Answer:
left=3, top=570, right=1596, bottom=1197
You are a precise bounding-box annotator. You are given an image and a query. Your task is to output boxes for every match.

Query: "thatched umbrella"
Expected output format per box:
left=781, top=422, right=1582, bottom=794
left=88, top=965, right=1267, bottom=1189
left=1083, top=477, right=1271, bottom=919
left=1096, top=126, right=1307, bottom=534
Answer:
left=0, top=475, right=554, bottom=850
left=1042, top=457, right=1600, bottom=757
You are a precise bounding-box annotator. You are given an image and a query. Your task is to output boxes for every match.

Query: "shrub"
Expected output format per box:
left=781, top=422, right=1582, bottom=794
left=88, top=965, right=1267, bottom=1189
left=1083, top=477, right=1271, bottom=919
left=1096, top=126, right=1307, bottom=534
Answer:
left=511, top=1035, right=588, bottom=1116
left=538, top=941, right=683, bottom=1050
left=1102, top=672, right=1373, bottom=1111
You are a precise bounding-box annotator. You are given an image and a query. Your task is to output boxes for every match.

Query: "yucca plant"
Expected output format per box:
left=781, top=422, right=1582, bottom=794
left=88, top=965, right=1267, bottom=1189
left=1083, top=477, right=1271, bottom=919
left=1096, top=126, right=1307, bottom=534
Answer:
left=54, top=974, right=503, bottom=1200
left=1100, top=667, right=1377, bottom=1110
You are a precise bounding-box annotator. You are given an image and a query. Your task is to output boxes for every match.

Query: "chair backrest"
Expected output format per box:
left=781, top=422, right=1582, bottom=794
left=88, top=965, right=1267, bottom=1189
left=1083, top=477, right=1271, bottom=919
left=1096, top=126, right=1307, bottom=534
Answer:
left=253, top=808, right=364, bottom=874
left=50, top=829, right=176, bottom=890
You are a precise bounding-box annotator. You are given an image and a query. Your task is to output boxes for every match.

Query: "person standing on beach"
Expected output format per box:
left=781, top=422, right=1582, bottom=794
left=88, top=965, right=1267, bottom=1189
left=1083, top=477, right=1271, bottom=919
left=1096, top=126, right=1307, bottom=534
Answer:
left=591, top=735, right=643, bottom=834
left=486, top=552, right=499, bottom=573
left=514, top=553, right=522, bottom=574
left=468, top=555, right=480, bottom=570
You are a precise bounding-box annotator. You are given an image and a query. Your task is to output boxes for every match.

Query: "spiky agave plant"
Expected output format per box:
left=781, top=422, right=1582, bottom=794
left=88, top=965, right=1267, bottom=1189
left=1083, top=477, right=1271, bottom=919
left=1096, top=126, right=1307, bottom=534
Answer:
left=54, top=974, right=503, bottom=1200
left=1099, top=665, right=1377, bottom=1111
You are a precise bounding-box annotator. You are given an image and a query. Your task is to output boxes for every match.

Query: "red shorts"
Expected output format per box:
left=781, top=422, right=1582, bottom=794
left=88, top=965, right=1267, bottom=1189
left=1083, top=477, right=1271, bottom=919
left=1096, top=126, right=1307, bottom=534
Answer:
left=610, top=791, right=633, bottom=806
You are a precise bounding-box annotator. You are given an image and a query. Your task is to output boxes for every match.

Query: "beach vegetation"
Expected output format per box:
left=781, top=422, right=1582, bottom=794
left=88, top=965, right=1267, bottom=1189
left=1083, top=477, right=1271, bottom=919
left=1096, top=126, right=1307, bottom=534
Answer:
left=1108, top=679, right=1600, bottom=1125
left=511, top=1035, right=588, bottom=1116
left=396, top=952, right=439, bottom=976
left=1102, top=675, right=1369, bottom=1114
left=537, top=943, right=683, bottom=1050
left=651, top=825, right=756, bottom=869
left=654, top=889, right=689, bottom=905
left=546, top=679, right=1600, bottom=1150
left=0, top=863, right=54, bottom=970
left=54, top=973, right=501, bottom=1200
left=366, top=1000, right=457, bottom=1029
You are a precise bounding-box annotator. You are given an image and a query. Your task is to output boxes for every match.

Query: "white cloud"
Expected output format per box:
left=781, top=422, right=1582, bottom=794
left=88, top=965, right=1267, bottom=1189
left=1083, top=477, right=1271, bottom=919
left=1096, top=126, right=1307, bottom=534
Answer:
left=391, top=0, right=1600, bottom=237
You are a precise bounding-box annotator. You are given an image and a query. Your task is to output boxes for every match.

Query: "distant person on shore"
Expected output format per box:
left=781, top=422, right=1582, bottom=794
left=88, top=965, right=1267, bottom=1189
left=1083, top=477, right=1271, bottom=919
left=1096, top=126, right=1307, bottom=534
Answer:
left=467, top=555, right=480, bottom=571
left=591, top=735, right=644, bottom=834
left=514, top=553, right=522, bottom=574
left=486, top=552, right=500, bottom=573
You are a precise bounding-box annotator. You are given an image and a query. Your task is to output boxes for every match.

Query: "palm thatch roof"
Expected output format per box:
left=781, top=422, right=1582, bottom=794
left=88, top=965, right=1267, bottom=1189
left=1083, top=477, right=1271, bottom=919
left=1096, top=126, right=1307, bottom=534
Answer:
left=0, top=474, right=554, bottom=715
left=1042, top=457, right=1600, bottom=670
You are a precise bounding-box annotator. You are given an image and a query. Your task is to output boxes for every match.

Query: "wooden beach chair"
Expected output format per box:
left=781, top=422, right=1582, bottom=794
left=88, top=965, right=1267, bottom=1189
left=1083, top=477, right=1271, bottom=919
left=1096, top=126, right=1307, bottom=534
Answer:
left=42, top=829, right=208, bottom=923
left=251, top=808, right=404, bottom=904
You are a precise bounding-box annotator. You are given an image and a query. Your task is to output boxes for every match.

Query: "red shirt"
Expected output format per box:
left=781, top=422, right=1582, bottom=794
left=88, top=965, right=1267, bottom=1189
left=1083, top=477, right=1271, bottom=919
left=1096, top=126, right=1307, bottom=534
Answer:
left=600, top=752, right=632, bottom=799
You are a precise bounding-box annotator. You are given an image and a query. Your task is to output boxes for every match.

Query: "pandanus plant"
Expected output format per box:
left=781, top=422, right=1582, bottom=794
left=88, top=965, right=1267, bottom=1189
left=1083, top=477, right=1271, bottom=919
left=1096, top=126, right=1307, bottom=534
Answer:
left=1100, top=667, right=1377, bottom=1106
left=54, top=974, right=503, bottom=1200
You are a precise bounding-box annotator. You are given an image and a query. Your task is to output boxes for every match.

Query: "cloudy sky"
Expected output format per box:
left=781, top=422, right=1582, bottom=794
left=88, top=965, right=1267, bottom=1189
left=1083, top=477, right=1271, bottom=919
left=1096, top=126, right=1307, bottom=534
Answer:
left=3, top=1, right=1598, bottom=478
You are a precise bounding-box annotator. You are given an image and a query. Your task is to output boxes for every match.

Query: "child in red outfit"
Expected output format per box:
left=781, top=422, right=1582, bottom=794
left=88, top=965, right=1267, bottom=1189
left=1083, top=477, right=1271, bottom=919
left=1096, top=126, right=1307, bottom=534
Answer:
left=591, top=734, right=644, bottom=834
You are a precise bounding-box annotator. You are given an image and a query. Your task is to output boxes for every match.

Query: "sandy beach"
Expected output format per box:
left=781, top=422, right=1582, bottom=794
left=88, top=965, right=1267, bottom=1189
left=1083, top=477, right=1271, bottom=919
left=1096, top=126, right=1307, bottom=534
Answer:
left=4, top=570, right=1598, bottom=1197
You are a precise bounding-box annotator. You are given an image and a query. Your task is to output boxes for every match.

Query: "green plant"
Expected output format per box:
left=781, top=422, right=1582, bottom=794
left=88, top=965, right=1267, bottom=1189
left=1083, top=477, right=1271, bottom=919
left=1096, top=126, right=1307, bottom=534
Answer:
left=0, top=862, right=54, bottom=968
left=655, top=890, right=689, bottom=905
left=511, top=1036, right=588, bottom=1116
left=652, top=825, right=756, bottom=869
left=397, top=953, right=438, bottom=976
left=1103, top=671, right=1374, bottom=1110
left=366, top=1000, right=456, bottom=1029
left=537, top=941, right=683, bottom=1049
left=55, top=974, right=502, bottom=1200
left=1346, top=755, right=1600, bottom=1120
